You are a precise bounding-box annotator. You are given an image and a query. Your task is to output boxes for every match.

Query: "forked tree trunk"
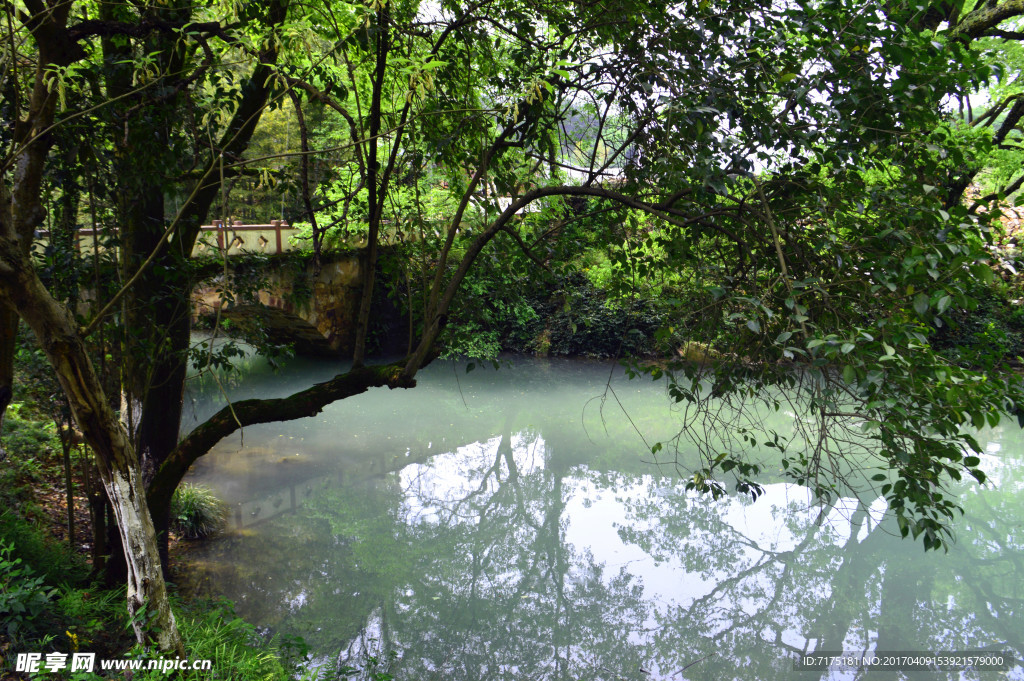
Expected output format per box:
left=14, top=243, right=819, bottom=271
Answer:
left=0, top=242, right=184, bottom=655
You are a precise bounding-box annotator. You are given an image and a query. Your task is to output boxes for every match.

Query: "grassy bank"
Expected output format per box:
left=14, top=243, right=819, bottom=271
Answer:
left=0, top=402, right=315, bottom=680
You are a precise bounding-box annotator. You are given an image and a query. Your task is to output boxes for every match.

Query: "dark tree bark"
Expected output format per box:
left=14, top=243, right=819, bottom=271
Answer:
left=0, top=0, right=182, bottom=652
left=0, top=238, right=184, bottom=654
left=352, top=5, right=391, bottom=366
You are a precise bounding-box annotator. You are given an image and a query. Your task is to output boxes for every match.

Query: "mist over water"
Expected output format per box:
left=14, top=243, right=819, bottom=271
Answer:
left=178, top=355, right=1024, bottom=680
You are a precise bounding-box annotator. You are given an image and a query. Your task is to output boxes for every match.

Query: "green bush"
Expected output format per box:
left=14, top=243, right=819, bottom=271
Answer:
left=0, top=404, right=61, bottom=480
left=171, top=484, right=228, bottom=539
left=0, top=538, right=58, bottom=642
left=442, top=261, right=668, bottom=360
left=931, top=278, right=1024, bottom=367
left=0, top=511, right=87, bottom=586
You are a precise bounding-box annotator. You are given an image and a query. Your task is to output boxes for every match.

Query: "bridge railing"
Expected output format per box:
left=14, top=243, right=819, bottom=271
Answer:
left=193, top=220, right=297, bottom=256
left=34, top=220, right=298, bottom=258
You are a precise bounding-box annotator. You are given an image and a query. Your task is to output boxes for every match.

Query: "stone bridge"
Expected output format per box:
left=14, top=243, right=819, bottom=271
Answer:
left=37, top=220, right=404, bottom=356
left=192, top=250, right=373, bottom=356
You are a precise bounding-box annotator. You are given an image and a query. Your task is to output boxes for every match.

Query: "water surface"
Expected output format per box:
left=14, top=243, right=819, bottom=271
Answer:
left=178, top=356, right=1024, bottom=680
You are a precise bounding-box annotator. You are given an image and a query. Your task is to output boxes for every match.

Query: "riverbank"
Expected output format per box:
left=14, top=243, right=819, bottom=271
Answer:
left=0, top=401, right=303, bottom=680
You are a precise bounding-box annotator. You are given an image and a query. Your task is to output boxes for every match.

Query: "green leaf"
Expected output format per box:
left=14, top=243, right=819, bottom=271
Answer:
left=842, top=364, right=857, bottom=385
left=970, top=263, right=994, bottom=284
left=913, top=293, right=929, bottom=316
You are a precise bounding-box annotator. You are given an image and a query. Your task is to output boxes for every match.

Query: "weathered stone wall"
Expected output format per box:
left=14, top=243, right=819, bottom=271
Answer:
left=255, top=255, right=364, bottom=355
left=190, top=250, right=402, bottom=356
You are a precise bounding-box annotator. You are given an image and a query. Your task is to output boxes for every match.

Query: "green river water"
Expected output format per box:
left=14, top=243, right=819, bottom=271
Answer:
left=177, top=355, right=1024, bottom=680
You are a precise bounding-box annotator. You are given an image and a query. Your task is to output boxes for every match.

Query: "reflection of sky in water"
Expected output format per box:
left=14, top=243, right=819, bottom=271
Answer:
left=400, top=434, right=547, bottom=525
left=379, top=427, right=1024, bottom=679
left=181, top=358, right=1024, bottom=681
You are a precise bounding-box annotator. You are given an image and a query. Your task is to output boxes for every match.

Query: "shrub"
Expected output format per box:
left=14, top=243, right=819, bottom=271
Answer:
left=0, top=539, right=58, bottom=642
left=170, top=484, right=227, bottom=539
left=0, top=511, right=87, bottom=585
left=520, top=272, right=666, bottom=358
left=0, top=404, right=60, bottom=480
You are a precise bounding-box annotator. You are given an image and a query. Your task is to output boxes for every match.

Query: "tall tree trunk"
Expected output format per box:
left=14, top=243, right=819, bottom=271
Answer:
left=0, top=238, right=184, bottom=654
left=96, top=1, right=198, bottom=573
left=82, top=454, right=110, bottom=578
left=352, top=5, right=390, bottom=366
left=118, top=191, right=191, bottom=572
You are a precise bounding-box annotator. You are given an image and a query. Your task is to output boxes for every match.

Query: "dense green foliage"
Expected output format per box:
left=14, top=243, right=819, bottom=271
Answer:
left=441, top=269, right=669, bottom=359
left=0, top=540, right=58, bottom=642
left=0, top=408, right=127, bottom=663
left=7, top=0, right=1024, bottom=655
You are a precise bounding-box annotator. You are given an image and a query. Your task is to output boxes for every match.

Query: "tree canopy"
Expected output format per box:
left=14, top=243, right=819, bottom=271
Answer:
left=3, top=0, right=1024, bottom=652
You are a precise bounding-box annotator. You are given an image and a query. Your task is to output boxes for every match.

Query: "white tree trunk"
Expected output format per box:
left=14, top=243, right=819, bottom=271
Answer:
left=104, top=464, right=182, bottom=653
left=0, top=238, right=184, bottom=655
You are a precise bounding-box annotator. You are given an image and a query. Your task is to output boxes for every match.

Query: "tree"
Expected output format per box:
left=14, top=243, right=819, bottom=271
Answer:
left=1, top=0, right=292, bottom=652
left=4, top=0, right=1024, bottom=652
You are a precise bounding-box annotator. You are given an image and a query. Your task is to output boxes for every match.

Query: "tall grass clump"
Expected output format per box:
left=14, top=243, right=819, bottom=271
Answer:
left=170, top=484, right=227, bottom=539
left=120, top=600, right=289, bottom=681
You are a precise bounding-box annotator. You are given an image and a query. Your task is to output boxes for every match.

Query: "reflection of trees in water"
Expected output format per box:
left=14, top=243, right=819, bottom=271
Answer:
left=385, top=428, right=651, bottom=680
left=614, top=454, right=1024, bottom=681
left=179, top=426, right=1024, bottom=681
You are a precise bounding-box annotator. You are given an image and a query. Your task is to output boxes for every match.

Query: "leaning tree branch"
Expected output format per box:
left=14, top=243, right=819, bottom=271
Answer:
left=993, top=98, right=1024, bottom=145
left=970, top=171, right=1024, bottom=212
left=285, top=76, right=366, bottom=176
left=499, top=224, right=550, bottom=270
left=951, top=0, right=1024, bottom=41
left=984, top=28, right=1024, bottom=39
left=971, top=93, right=1024, bottom=128
left=147, top=362, right=418, bottom=515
